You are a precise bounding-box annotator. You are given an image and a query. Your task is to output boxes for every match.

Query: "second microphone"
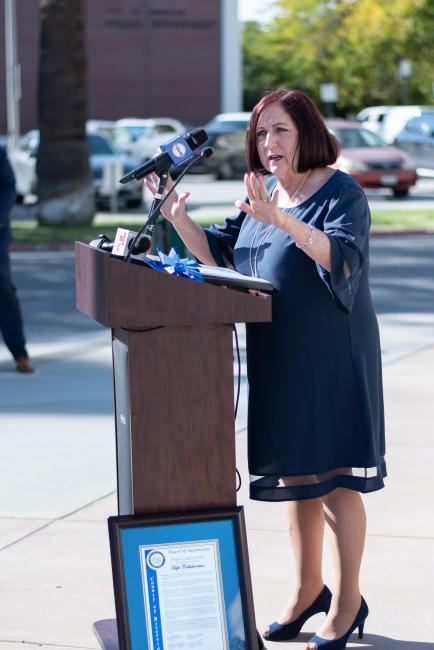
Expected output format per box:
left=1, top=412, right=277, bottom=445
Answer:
left=119, top=128, right=208, bottom=184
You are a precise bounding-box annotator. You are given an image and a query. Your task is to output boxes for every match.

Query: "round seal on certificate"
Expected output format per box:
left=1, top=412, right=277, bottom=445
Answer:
left=147, top=550, right=165, bottom=569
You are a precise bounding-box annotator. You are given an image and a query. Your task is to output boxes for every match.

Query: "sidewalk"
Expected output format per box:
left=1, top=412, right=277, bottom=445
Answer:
left=1, top=321, right=433, bottom=650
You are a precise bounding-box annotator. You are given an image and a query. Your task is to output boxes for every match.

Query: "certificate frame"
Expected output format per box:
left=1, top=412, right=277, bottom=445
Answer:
left=108, top=506, right=260, bottom=650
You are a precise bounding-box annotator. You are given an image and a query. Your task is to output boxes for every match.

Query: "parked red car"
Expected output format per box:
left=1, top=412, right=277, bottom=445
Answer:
left=327, top=119, right=417, bottom=197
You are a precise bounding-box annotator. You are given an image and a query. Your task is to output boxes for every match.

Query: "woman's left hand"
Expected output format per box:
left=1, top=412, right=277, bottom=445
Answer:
left=235, top=172, right=283, bottom=228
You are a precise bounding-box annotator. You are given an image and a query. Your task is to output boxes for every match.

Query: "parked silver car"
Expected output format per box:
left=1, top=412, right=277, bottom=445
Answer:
left=393, top=112, right=434, bottom=173
left=356, top=105, right=434, bottom=144
left=199, top=112, right=251, bottom=179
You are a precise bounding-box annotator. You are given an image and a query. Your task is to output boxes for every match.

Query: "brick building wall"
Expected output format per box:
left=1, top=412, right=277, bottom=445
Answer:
left=0, top=0, right=221, bottom=133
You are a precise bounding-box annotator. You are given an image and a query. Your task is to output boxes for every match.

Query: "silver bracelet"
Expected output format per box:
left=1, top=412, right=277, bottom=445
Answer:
left=295, top=224, right=315, bottom=249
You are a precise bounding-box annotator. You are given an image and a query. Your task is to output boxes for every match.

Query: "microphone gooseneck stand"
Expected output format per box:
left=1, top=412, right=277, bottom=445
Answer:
left=124, top=153, right=207, bottom=263
left=125, top=171, right=170, bottom=260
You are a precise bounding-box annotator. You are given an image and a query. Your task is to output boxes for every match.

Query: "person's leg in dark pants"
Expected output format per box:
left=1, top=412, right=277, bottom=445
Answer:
left=0, top=225, right=33, bottom=371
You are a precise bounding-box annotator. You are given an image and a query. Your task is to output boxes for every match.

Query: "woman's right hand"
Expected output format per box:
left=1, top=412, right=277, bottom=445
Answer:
left=144, top=172, right=190, bottom=224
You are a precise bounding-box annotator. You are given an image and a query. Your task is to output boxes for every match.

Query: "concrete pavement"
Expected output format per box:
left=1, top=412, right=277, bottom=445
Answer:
left=1, top=238, right=434, bottom=650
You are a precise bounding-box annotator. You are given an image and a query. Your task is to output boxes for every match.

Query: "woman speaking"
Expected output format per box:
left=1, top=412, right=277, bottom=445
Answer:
left=145, top=89, right=386, bottom=650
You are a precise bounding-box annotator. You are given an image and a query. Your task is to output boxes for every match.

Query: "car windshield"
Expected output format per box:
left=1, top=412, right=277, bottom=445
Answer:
left=204, top=118, right=250, bottom=132
left=114, top=125, right=152, bottom=145
left=330, top=127, right=387, bottom=148
left=420, top=114, right=434, bottom=132
left=88, top=133, right=118, bottom=155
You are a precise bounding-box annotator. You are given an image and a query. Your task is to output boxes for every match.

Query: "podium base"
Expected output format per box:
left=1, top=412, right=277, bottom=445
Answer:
left=93, top=619, right=118, bottom=650
left=92, top=618, right=266, bottom=650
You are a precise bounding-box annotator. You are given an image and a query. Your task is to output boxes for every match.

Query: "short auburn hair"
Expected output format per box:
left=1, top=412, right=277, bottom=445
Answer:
left=246, top=89, right=340, bottom=174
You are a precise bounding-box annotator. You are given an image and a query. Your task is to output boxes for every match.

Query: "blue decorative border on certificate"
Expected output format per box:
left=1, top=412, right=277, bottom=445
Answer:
left=142, top=550, right=164, bottom=649
left=119, top=518, right=245, bottom=650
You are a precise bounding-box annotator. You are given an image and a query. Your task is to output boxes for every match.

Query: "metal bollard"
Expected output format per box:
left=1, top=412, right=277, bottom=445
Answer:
left=102, top=160, right=123, bottom=212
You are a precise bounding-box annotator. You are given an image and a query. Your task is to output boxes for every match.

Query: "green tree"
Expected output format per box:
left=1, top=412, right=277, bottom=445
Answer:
left=243, top=0, right=434, bottom=114
left=243, top=21, right=280, bottom=109
left=36, top=0, right=95, bottom=225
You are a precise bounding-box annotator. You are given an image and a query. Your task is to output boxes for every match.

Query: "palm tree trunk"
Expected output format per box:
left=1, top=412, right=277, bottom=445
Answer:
left=36, top=0, right=95, bottom=225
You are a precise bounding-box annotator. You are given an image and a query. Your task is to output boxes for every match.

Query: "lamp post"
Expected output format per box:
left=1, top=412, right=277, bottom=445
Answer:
left=4, top=0, right=21, bottom=151
left=398, top=58, right=412, bottom=105
left=320, top=83, right=338, bottom=118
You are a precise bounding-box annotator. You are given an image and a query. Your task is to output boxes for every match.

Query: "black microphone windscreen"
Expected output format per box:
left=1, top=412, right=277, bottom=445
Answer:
left=186, top=128, right=208, bottom=149
left=201, top=146, right=214, bottom=159
left=131, top=235, right=151, bottom=255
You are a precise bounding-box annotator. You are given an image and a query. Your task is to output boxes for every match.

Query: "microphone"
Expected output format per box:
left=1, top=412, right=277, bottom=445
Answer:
left=130, top=146, right=214, bottom=255
left=89, top=234, right=114, bottom=251
left=119, top=128, right=208, bottom=184
left=91, top=148, right=215, bottom=261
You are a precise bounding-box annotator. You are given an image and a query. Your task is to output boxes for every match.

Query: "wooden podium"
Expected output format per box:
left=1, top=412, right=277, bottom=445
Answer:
left=76, top=242, right=271, bottom=515
left=75, top=242, right=271, bottom=649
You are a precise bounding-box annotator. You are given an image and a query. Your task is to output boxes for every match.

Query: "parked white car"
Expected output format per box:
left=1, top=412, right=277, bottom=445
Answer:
left=356, top=105, right=434, bottom=144
left=86, top=119, right=116, bottom=140
left=112, top=117, right=188, bottom=161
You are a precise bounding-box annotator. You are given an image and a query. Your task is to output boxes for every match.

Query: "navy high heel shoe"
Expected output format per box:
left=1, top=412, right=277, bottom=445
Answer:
left=307, top=596, right=369, bottom=649
left=263, top=585, right=332, bottom=642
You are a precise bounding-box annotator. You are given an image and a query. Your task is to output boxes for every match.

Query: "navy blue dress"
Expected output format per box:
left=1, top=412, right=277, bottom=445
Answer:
left=205, top=170, right=386, bottom=501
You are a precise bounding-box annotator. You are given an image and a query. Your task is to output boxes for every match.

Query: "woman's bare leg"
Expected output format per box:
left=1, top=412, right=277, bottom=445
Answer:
left=264, top=495, right=325, bottom=636
left=307, top=488, right=366, bottom=648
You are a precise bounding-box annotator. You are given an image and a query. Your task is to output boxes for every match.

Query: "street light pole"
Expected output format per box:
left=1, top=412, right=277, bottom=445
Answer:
left=320, top=83, right=338, bottom=118
left=5, top=0, right=21, bottom=151
left=222, top=0, right=242, bottom=112
left=398, top=58, right=412, bottom=105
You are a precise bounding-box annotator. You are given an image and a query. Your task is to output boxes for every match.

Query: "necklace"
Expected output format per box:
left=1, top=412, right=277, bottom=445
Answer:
left=281, top=168, right=311, bottom=207
left=248, top=170, right=312, bottom=278
left=249, top=223, right=273, bottom=277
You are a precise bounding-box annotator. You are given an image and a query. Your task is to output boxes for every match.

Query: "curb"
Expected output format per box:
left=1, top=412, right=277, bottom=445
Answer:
left=370, top=228, right=434, bottom=237
left=10, top=242, right=76, bottom=252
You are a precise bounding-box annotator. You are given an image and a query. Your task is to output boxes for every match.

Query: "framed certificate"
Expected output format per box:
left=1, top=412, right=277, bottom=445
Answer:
left=108, top=507, right=259, bottom=650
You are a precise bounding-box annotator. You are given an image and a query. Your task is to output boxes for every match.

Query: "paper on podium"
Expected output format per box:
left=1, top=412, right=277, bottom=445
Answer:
left=198, top=265, right=273, bottom=292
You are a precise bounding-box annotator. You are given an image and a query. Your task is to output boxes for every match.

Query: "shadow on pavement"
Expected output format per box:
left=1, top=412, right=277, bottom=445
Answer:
left=2, top=234, right=434, bottom=417
left=296, top=632, right=434, bottom=649
left=10, top=250, right=104, bottom=341
left=0, top=353, right=113, bottom=415
left=370, top=236, right=434, bottom=314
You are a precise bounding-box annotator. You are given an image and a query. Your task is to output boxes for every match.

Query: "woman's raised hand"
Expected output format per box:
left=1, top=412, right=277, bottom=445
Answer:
left=235, top=172, right=283, bottom=228
left=144, top=172, right=190, bottom=224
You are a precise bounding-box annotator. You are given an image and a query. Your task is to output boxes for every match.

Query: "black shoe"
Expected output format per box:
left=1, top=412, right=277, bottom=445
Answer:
left=263, top=585, right=332, bottom=642
left=307, top=596, right=368, bottom=649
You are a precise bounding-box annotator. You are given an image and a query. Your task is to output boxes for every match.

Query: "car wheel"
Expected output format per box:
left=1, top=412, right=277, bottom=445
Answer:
left=393, top=187, right=409, bottom=198
left=216, top=160, right=234, bottom=180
